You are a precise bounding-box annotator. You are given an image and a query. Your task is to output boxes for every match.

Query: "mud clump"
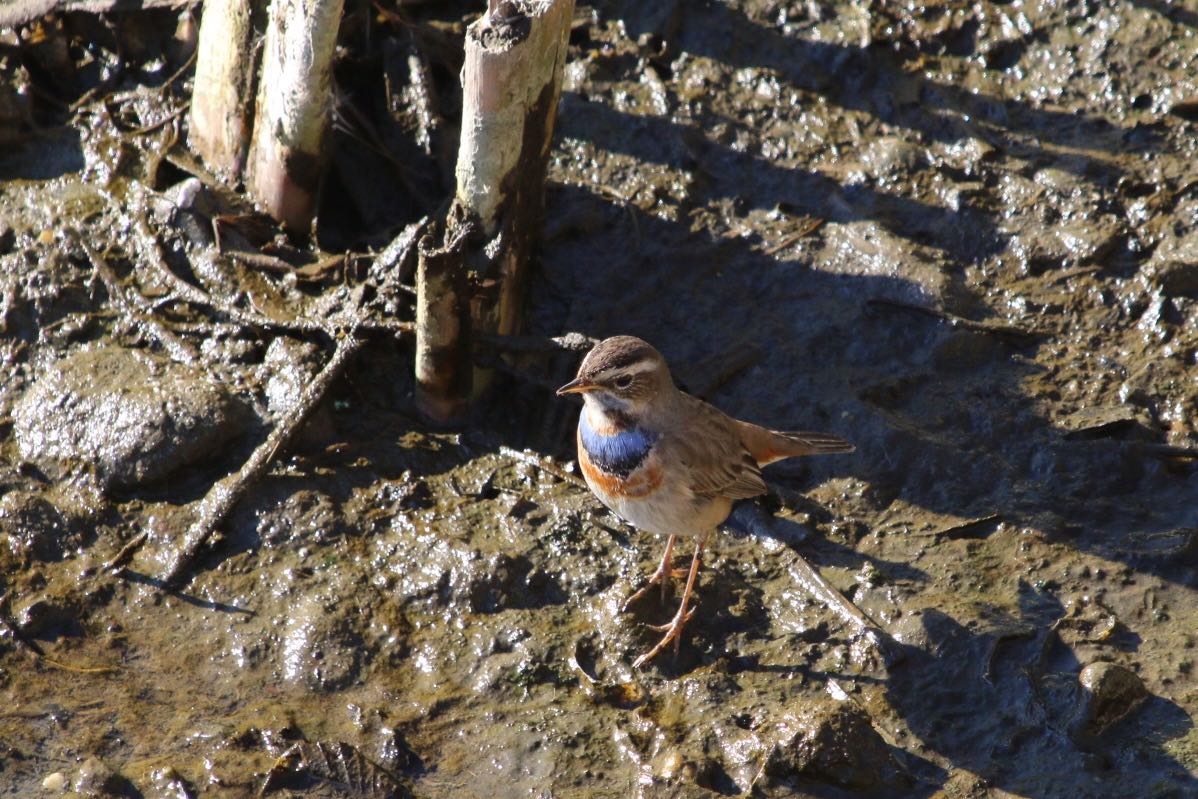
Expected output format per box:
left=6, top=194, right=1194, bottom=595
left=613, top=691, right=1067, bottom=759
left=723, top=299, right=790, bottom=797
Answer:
left=1071, top=661, right=1150, bottom=742
left=1147, top=230, right=1198, bottom=298
left=13, top=346, right=248, bottom=491
left=0, top=490, right=75, bottom=562
left=756, top=699, right=906, bottom=794
left=71, top=755, right=130, bottom=797
left=282, top=593, right=366, bottom=692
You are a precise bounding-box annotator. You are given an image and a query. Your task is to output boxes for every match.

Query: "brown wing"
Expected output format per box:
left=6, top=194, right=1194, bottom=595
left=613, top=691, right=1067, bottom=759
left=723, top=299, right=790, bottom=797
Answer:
left=734, top=421, right=855, bottom=465
left=662, top=394, right=768, bottom=501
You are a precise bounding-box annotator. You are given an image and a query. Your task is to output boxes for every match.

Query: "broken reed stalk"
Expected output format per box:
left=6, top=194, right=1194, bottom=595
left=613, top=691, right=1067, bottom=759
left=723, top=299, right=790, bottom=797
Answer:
left=414, top=0, right=574, bottom=423
left=189, top=0, right=256, bottom=180
left=247, top=0, right=346, bottom=232
left=415, top=223, right=473, bottom=421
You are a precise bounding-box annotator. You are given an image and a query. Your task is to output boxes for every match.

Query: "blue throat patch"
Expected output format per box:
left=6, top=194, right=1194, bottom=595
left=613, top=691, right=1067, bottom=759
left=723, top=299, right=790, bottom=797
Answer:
left=579, top=412, right=658, bottom=478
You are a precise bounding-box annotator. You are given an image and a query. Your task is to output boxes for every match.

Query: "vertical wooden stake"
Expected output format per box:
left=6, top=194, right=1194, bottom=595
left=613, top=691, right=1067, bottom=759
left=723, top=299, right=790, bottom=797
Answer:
left=456, top=0, right=574, bottom=343
left=247, top=0, right=345, bottom=232
left=189, top=0, right=256, bottom=180
left=414, top=218, right=474, bottom=423
left=413, top=0, right=574, bottom=422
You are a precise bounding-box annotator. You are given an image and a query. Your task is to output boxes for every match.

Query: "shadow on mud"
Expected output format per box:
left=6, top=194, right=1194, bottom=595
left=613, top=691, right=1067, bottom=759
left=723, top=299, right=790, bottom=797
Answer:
left=620, top=0, right=1161, bottom=170
left=501, top=15, right=1197, bottom=782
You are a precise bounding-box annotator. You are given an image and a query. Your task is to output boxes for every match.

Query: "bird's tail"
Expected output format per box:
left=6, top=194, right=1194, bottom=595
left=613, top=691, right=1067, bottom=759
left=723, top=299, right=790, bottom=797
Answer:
left=736, top=422, right=855, bottom=466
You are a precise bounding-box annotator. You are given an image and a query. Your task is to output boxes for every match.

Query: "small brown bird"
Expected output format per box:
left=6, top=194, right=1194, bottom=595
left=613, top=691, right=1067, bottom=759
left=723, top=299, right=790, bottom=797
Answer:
left=557, top=335, right=854, bottom=666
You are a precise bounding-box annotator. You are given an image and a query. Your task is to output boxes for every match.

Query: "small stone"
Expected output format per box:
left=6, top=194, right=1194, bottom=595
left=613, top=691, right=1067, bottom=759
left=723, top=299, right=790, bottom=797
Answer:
left=17, top=597, right=76, bottom=639
left=653, top=748, right=687, bottom=781
left=0, top=491, right=74, bottom=562
left=42, top=771, right=66, bottom=791
left=758, top=700, right=905, bottom=792
left=1147, top=229, right=1198, bottom=298
left=1070, top=661, right=1148, bottom=740
left=73, top=755, right=125, bottom=796
left=13, top=347, right=248, bottom=491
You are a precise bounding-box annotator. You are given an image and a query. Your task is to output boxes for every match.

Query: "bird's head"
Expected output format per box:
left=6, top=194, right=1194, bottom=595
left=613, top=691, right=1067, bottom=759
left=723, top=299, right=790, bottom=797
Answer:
left=556, top=335, right=674, bottom=418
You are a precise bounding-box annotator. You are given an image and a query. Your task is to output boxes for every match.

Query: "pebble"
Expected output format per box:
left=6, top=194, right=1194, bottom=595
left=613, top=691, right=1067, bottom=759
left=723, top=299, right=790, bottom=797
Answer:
left=1071, top=661, right=1148, bottom=740
left=758, top=699, right=904, bottom=791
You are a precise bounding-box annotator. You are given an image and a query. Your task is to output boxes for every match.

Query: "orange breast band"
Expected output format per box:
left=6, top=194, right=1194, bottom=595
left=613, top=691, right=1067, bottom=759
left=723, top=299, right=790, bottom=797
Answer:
left=579, top=447, right=664, bottom=499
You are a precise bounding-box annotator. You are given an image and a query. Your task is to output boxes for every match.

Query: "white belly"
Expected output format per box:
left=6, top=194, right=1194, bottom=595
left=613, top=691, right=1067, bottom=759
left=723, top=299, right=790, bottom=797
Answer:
left=589, top=476, right=732, bottom=538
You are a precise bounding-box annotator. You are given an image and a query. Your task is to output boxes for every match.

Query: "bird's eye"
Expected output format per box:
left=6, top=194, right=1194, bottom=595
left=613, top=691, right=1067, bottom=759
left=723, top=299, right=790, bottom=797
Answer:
left=613, top=374, right=634, bottom=389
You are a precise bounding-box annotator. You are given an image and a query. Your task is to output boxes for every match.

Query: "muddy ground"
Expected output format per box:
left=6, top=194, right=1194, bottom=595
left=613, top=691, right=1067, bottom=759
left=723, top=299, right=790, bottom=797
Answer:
left=1, top=0, right=1197, bottom=796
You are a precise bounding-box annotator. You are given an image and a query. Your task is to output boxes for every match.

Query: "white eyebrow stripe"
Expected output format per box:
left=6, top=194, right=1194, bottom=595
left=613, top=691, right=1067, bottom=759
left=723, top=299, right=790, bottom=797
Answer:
left=593, top=360, right=657, bottom=382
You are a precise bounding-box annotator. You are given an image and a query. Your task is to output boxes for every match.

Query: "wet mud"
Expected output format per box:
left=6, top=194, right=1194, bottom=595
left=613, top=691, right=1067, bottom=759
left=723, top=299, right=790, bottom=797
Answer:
left=1, top=1, right=1197, bottom=797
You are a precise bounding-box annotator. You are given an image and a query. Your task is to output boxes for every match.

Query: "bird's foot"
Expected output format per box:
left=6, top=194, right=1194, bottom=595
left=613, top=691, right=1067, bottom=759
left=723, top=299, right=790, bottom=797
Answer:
left=633, top=603, right=698, bottom=668
left=621, top=534, right=681, bottom=612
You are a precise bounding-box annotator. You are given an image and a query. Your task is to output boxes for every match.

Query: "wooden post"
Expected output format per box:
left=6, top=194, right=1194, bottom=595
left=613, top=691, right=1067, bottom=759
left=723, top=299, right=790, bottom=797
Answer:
left=189, top=0, right=257, bottom=180
left=247, top=0, right=345, bottom=233
left=413, top=0, right=574, bottom=422
left=414, top=214, right=474, bottom=423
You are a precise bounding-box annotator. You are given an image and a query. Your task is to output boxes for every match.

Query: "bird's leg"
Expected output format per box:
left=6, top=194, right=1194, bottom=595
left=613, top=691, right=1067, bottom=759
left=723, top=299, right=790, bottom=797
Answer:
left=633, top=530, right=709, bottom=668
left=621, top=533, right=680, bottom=611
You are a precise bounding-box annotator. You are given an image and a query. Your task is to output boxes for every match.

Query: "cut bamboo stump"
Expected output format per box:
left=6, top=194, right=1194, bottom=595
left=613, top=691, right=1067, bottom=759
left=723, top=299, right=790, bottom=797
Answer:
left=414, top=0, right=574, bottom=423
left=247, top=0, right=345, bottom=233
left=189, top=0, right=256, bottom=180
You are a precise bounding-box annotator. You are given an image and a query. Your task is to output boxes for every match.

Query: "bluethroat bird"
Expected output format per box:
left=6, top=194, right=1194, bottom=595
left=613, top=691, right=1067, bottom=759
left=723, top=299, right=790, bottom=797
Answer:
left=557, top=335, right=854, bottom=667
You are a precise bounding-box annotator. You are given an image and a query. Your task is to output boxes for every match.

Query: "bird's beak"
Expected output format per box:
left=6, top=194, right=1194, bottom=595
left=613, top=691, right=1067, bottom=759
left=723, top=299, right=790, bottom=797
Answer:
left=556, top=377, right=597, bottom=396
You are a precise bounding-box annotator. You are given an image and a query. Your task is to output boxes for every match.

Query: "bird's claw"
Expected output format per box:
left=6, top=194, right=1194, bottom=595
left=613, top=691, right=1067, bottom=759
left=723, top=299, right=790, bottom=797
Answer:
left=633, top=604, right=698, bottom=667
left=645, top=605, right=696, bottom=633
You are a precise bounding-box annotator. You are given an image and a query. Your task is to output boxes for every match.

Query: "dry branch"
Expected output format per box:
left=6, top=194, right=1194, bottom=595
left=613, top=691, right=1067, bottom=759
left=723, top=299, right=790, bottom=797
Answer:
left=455, top=0, right=574, bottom=344
left=414, top=222, right=473, bottom=421
left=159, top=330, right=366, bottom=588
left=76, top=234, right=200, bottom=364
left=132, top=208, right=412, bottom=336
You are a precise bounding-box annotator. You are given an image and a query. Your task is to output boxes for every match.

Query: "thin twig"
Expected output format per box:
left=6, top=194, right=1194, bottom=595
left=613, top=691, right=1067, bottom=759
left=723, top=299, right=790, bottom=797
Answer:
left=499, top=445, right=589, bottom=491
left=158, top=331, right=368, bottom=588
left=103, top=531, right=149, bottom=574
left=124, top=103, right=190, bottom=136
left=75, top=233, right=200, bottom=364
left=763, top=217, right=825, bottom=255
left=866, top=297, right=1044, bottom=343
left=782, top=550, right=899, bottom=662
left=226, top=249, right=297, bottom=275
left=1046, top=264, right=1103, bottom=285
left=0, top=591, right=45, bottom=658
left=160, top=46, right=200, bottom=92
left=910, top=513, right=1003, bottom=540
left=133, top=209, right=412, bottom=337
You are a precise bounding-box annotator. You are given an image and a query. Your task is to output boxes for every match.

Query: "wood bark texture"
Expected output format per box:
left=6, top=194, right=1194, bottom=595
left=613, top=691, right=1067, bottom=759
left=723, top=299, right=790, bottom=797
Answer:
left=189, top=0, right=256, bottom=180
left=247, top=0, right=345, bottom=232
left=414, top=0, right=574, bottom=422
